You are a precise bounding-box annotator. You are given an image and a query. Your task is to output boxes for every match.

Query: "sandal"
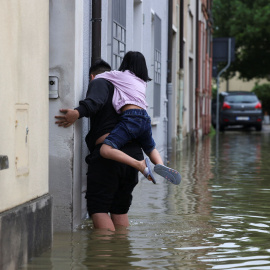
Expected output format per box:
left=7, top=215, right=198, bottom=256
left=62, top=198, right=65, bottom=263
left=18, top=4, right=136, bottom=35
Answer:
left=154, top=164, right=181, bottom=185
left=143, top=157, right=156, bottom=184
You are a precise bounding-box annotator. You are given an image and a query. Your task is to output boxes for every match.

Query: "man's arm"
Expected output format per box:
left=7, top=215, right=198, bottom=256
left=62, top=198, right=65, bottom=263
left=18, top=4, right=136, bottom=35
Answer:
left=55, top=79, right=110, bottom=127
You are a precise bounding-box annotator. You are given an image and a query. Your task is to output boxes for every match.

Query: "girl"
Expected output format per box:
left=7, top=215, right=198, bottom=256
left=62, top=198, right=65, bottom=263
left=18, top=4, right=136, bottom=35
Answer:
left=96, top=51, right=181, bottom=185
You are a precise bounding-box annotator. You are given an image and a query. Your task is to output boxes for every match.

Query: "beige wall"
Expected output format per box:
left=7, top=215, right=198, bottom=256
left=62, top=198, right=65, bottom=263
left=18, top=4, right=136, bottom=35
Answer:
left=220, top=73, right=269, bottom=92
left=0, top=1, right=49, bottom=212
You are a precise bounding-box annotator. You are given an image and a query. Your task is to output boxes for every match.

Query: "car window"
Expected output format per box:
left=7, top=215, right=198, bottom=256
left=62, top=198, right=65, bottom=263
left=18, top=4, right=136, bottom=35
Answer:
left=225, top=95, right=258, bottom=103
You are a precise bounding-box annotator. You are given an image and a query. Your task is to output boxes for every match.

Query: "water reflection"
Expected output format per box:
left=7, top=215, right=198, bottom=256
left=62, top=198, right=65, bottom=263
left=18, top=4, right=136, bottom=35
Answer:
left=82, top=228, right=144, bottom=269
left=21, top=129, right=270, bottom=269
left=200, top=131, right=270, bottom=269
left=21, top=226, right=145, bottom=270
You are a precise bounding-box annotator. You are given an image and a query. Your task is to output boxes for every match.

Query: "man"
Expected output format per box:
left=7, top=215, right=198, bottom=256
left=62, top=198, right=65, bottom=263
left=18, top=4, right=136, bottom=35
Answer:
left=55, top=60, right=143, bottom=231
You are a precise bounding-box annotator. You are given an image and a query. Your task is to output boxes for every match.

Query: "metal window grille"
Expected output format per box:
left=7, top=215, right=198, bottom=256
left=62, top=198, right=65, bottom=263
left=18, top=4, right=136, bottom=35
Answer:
left=153, top=14, right=161, bottom=117
left=111, top=0, right=126, bottom=69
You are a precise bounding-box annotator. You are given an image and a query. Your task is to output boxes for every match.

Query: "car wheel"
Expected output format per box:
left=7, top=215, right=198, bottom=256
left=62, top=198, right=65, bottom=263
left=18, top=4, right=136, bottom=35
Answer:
left=255, top=124, right=262, bottom=131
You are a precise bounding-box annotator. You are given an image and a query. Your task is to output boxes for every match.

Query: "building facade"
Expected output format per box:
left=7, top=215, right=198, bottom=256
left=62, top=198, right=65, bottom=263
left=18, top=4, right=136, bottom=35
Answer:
left=169, top=0, right=213, bottom=155
left=0, top=0, right=213, bottom=267
left=49, top=0, right=170, bottom=232
left=0, top=1, right=52, bottom=268
left=196, top=0, right=213, bottom=138
left=48, top=0, right=213, bottom=232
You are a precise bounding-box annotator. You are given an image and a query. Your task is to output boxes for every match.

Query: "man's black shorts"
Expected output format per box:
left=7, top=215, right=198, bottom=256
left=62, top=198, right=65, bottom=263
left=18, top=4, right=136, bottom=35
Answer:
left=85, top=141, right=143, bottom=216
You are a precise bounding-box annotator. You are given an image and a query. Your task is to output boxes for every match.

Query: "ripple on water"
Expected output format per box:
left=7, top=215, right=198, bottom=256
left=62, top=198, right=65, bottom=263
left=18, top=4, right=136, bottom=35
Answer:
left=21, top=131, right=270, bottom=269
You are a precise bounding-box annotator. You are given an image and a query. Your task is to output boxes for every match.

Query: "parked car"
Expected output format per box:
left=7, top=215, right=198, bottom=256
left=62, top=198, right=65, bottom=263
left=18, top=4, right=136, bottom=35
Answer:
left=212, top=91, right=263, bottom=131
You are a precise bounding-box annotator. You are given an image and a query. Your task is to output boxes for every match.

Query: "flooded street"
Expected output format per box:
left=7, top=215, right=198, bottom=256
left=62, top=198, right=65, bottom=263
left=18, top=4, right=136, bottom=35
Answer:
left=22, top=127, right=270, bottom=270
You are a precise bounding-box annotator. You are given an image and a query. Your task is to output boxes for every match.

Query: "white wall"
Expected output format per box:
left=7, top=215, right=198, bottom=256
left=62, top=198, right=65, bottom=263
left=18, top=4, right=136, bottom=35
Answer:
left=49, top=0, right=86, bottom=231
left=0, top=1, right=49, bottom=211
left=143, top=0, right=169, bottom=159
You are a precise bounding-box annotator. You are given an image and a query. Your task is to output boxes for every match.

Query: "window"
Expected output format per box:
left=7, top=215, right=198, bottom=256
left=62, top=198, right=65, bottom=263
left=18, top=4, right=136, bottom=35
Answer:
left=226, top=95, right=258, bottom=104
left=111, top=0, right=126, bottom=69
left=153, top=14, right=161, bottom=118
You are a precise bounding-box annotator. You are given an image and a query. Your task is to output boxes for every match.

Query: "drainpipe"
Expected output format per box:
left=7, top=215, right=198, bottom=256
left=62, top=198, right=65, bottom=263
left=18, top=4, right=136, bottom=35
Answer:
left=177, top=0, right=184, bottom=148
left=91, top=0, right=102, bottom=65
left=180, top=0, right=184, bottom=71
left=195, top=0, right=199, bottom=141
left=167, top=0, right=173, bottom=160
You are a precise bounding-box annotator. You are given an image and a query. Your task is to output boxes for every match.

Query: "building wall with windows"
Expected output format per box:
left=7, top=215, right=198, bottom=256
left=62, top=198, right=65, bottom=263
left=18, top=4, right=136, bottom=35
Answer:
left=44, top=0, right=213, bottom=235
left=47, top=0, right=169, bottom=232
left=0, top=0, right=214, bottom=266
left=196, top=0, right=213, bottom=137
left=101, top=0, right=169, bottom=159
left=170, top=0, right=197, bottom=145
left=48, top=0, right=212, bottom=233
left=170, top=0, right=213, bottom=152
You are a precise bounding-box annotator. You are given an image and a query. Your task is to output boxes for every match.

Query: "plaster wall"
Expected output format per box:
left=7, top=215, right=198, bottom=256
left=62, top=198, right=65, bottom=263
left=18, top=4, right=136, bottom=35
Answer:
left=49, top=0, right=86, bottom=231
left=219, top=74, right=269, bottom=93
left=0, top=0, right=49, bottom=211
left=182, top=0, right=196, bottom=140
left=80, top=0, right=91, bottom=220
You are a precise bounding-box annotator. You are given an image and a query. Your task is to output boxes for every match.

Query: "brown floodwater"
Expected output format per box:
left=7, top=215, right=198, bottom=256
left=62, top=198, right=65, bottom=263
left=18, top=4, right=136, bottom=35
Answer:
left=21, top=127, right=270, bottom=269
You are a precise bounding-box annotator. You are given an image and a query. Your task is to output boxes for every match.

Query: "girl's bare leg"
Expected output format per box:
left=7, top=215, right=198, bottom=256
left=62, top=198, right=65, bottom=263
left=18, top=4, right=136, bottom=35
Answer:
left=100, top=144, right=146, bottom=173
left=100, top=145, right=164, bottom=175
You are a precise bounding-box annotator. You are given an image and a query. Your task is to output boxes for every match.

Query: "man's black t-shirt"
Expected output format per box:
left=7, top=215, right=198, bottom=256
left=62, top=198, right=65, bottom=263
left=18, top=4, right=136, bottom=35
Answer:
left=75, top=78, right=119, bottom=155
left=76, top=78, right=144, bottom=216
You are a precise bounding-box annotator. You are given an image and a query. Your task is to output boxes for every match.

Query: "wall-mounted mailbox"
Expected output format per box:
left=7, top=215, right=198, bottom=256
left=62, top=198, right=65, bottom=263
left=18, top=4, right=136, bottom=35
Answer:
left=49, top=76, right=59, bottom=99
left=0, top=155, right=9, bottom=170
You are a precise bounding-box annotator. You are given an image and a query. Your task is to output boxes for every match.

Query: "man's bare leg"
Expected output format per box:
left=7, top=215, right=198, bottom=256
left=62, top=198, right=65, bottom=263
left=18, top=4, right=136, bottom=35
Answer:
left=111, top=213, right=130, bottom=228
left=91, top=213, right=116, bottom=231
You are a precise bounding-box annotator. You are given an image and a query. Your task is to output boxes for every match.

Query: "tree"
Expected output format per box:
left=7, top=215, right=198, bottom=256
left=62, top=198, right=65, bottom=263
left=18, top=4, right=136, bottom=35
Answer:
left=212, top=0, right=270, bottom=80
left=252, top=83, right=270, bottom=115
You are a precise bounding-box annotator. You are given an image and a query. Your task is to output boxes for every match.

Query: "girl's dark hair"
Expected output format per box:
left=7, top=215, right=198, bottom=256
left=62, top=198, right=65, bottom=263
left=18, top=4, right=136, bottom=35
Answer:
left=118, top=51, right=152, bottom=82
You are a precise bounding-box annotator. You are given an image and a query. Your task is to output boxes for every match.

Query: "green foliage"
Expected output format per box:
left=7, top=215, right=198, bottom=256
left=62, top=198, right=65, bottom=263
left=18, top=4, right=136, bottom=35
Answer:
left=209, top=125, right=216, bottom=137
left=213, top=0, right=270, bottom=80
left=252, top=83, right=270, bottom=115
left=211, top=84, right=217, bottom=100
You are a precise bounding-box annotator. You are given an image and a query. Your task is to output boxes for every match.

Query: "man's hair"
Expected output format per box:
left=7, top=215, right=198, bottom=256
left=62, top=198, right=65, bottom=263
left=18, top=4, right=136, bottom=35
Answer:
left=89, top=59, right=111, bottom=77
left=118, top=51, right=151, bottom=82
